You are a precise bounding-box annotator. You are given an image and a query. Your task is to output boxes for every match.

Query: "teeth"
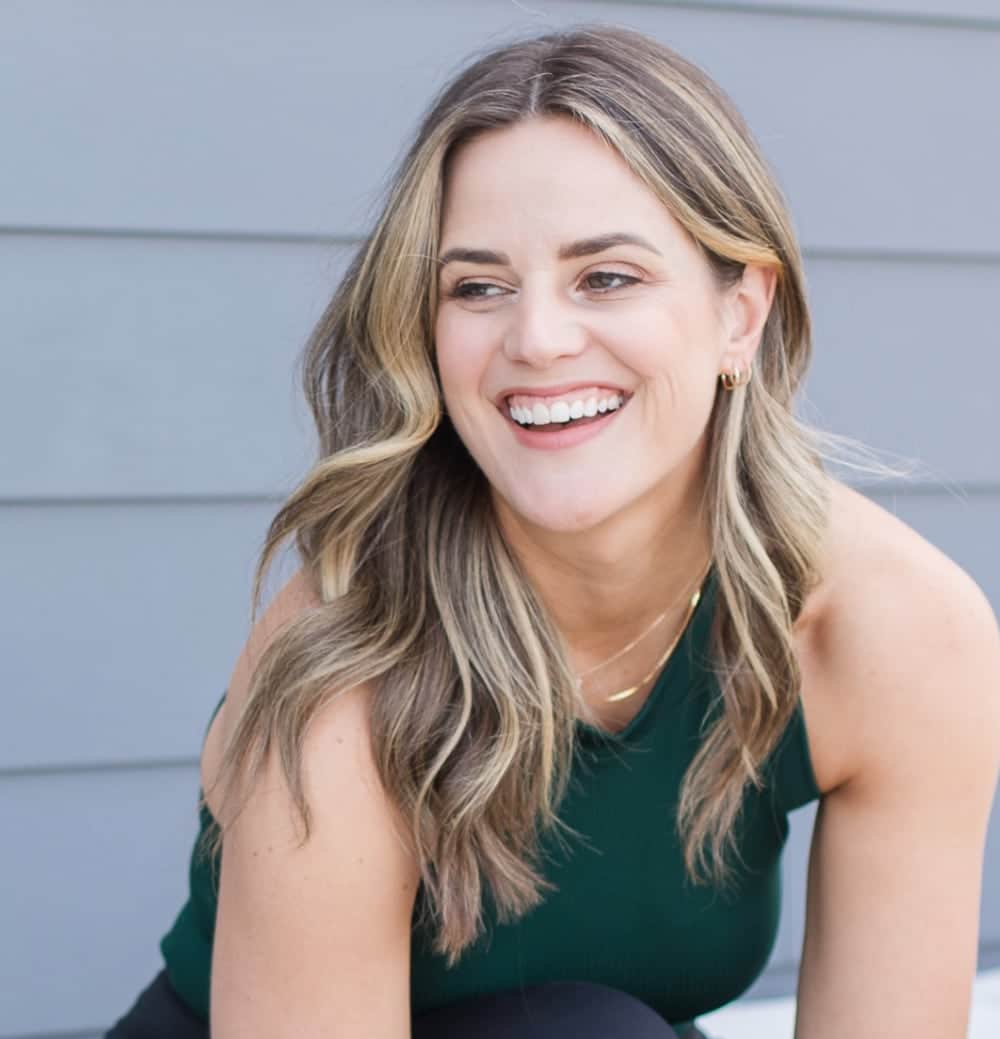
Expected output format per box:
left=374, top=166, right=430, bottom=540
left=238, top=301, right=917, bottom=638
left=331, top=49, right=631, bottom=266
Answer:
left=508, top=393, right=626, bottom=427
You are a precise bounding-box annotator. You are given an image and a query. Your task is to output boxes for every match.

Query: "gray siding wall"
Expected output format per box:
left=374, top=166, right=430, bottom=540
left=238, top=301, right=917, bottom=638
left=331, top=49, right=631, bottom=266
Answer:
left=2, top=2, right=998, bottom=1035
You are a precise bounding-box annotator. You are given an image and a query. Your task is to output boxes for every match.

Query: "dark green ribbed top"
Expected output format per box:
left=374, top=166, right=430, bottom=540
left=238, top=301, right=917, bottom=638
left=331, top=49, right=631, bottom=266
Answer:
left=160, top=567, right=821, bottom=1034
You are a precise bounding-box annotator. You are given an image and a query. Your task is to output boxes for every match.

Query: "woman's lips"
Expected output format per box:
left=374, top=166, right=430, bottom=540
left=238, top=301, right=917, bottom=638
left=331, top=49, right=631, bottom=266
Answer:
left=494, top=382, right=628, bottom=407
left=502, top=395, right=630, bottom=451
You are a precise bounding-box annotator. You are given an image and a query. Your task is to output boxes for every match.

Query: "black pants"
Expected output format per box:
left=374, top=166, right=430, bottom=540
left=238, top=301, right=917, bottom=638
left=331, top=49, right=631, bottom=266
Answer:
left=104, top=968, right=710, bottom=1038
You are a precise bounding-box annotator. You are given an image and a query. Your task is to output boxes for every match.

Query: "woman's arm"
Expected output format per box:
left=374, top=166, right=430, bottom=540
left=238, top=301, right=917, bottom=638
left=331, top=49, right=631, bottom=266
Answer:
left=794, top=560, right=1000, bottom=1038
left=207, top=574, right=421, bottom=1038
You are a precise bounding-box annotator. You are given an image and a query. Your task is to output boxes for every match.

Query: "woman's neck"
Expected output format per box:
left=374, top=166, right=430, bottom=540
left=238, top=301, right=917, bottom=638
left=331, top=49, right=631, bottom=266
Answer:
left=492, top=469, right=712, bottom=670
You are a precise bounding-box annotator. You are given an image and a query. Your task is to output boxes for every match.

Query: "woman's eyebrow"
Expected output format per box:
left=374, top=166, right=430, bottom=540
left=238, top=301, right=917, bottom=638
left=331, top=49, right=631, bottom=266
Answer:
left=558, top=232, right=662, bottom=260
left=438, top=247, right=507, bottom=267
left=437, top=232, right=662, bottom=268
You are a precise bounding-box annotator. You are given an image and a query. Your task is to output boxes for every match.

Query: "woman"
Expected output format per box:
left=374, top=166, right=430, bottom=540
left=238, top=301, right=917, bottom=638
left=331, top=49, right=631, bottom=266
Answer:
left=105, top=24, right=1000, bottom=1038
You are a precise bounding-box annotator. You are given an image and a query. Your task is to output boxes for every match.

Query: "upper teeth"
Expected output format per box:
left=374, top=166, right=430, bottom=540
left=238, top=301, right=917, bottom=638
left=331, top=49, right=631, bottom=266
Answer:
left=507, top=392, right=626, bottom=426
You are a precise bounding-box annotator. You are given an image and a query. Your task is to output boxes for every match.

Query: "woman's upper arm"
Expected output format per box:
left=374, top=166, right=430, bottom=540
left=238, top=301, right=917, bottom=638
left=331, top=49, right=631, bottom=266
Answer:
left=794, top=564, right=1000, bottom=1038
left=207, top=570, right=422, bottom=1038
left=210, top=683, right=421, bottom=1038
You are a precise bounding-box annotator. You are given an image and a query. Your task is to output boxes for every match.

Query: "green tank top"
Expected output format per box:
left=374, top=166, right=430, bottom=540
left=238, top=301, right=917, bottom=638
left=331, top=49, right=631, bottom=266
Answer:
left=160, top=567, right=821, bottom=1035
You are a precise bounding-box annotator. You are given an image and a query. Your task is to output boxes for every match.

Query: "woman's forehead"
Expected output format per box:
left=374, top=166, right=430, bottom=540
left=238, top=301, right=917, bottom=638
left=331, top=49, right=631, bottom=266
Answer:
left=440, top=118, right=684, bottom=260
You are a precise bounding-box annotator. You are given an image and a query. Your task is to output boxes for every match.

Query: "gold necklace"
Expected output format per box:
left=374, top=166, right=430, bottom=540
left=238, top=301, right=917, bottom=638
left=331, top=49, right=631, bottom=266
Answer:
left=576, top=600, right=673, bottom=682
left=576, top=559, right=713, bottom=704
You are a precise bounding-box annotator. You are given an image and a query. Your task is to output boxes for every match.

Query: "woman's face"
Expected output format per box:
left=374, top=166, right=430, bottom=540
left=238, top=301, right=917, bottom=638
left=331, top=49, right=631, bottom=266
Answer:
left=434, top=115, right=757, bottom=536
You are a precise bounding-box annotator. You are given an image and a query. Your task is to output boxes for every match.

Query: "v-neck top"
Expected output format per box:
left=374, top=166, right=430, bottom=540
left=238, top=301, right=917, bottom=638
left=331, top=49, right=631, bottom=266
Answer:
left=159, top=565, right=821, bottom=1034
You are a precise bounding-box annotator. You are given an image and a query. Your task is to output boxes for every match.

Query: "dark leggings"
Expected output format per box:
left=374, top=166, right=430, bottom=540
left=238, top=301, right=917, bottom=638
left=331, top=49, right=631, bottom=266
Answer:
left=104, top=968, right=709, bottom=1038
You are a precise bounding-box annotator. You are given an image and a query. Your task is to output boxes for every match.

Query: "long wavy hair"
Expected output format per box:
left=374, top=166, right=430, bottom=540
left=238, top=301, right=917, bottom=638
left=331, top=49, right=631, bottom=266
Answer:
left=200, top=25, right=887, bottom=965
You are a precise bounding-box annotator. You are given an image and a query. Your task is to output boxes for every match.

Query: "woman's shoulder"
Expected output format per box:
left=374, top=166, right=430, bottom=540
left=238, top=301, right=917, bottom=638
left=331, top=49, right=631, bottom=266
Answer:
left=200, top=566, right=371, bottom=819
left=793, top=478, right=1000, bottom=797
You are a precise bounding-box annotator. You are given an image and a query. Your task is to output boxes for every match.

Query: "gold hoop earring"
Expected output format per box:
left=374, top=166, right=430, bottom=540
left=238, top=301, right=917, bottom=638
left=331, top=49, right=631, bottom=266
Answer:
left=720, top=365, right=752, bottom=391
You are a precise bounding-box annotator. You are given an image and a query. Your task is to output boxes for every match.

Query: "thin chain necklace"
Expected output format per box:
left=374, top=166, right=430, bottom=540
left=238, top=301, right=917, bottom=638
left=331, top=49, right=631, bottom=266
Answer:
left=575, top=558, right=713, bottom=703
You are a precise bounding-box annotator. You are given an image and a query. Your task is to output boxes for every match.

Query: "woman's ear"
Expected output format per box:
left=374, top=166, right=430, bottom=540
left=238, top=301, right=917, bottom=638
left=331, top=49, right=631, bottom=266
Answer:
left=723, top=263, right=778, bottom=364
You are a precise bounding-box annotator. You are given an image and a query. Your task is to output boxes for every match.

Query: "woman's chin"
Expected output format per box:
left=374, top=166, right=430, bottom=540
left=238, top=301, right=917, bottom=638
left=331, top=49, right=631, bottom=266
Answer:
left=496, top=490, right=622, bottom=536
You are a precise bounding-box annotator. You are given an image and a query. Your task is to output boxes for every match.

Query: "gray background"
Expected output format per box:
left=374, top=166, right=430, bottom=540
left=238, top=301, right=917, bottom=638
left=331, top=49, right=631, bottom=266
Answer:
left=2, top=1, right=998, bottom=1035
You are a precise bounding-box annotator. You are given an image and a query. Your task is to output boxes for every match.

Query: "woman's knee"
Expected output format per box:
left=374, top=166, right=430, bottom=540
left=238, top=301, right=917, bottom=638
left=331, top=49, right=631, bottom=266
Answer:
left=103, top=970, right=208, bottom=1039
left=412, top=979, right=682, bottom=1038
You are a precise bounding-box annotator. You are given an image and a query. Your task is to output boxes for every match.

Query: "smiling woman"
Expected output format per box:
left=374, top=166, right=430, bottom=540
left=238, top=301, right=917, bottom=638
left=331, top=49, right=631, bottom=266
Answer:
left=105, top=23, right=1000, bottom=1039
left=434, top=114, right=770, bottom=541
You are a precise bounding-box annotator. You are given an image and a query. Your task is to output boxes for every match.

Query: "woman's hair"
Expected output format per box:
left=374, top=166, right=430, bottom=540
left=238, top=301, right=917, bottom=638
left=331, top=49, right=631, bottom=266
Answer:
left=200, top=24, right=907, bottom=964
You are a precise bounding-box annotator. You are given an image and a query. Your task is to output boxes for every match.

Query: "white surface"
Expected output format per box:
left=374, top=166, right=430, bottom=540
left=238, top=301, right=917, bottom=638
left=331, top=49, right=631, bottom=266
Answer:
left=697, top=967, right=1000, bottom=1038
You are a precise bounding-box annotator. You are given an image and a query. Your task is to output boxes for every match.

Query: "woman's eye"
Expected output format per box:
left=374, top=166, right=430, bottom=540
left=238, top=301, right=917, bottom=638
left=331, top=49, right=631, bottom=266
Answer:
left=449, top=281, right=506, bottom=300
left=446, top=271, right=638, bottom=301
left=583, top=271, right=639, bottom=292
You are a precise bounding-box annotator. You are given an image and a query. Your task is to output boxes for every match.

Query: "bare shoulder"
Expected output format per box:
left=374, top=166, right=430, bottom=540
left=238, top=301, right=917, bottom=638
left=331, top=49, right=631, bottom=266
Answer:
left=793, top=482, right=1000, bottom=1032
left=199, top=563, right=414, bottom=867
left=795, top=479, right=1000, bottom=796
left=200, top=566, right=324, bottom=816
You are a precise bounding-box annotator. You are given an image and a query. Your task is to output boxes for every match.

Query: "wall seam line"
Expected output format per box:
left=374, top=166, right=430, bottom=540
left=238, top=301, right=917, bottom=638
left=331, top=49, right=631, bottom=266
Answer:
left=574, top=0, right=1000, bottom=33
left=4, top=482, right=1000, bottom=508
left=4, top=226, right=1000, bottom=267
left=0, top=757, right=199, bottom=779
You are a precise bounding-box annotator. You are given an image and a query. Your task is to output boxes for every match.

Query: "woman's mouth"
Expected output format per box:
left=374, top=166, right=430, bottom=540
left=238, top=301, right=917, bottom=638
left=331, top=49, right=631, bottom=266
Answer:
left=505, top=390, right=630, bottom=430
left=501, top=390, right=633, bottom=450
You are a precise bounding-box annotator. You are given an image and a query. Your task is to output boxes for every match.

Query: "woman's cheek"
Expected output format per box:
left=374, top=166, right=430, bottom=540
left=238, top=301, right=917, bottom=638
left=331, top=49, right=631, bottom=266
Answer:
left=432, top=315, right=486, bottom=382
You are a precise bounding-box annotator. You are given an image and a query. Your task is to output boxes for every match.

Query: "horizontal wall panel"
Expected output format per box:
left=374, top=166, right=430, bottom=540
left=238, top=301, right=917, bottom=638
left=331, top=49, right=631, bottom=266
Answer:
left=0, top=766, right=203, bottom=1037
left=678, top=0, right=1000, bottom=22
left=3, top=239, right=996, bottom=498
left=0, top=500, right=300, bottom=771
left=800, top=256, right=1000, bottom=488
left=1, top=2, right=998, bottom=254
left=0, top=234, right=342, bottom=498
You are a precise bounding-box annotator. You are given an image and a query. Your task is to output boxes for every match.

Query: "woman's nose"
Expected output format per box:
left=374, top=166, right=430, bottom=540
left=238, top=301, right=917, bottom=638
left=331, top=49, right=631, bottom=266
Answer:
left=502, top=287, right=587, bottom=367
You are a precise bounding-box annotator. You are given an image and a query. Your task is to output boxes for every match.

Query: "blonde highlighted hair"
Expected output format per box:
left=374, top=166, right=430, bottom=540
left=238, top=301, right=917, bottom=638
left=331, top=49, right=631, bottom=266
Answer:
left=200, top=25, right=899, bottom=965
